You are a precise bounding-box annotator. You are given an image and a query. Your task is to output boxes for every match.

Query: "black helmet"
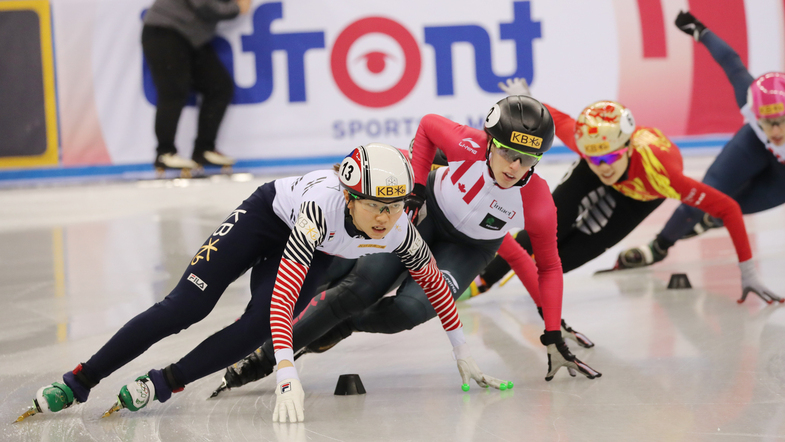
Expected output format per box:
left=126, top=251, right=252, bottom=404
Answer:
left=484, top=95, right=555, bottom=155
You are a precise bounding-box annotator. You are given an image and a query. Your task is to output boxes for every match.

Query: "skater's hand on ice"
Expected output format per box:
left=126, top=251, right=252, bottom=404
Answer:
left=454, top=344, right=511, bottom=391
left=498, top=78, right=531, bottom=96
left=739, top=260, right=783, bottom=304
left=541, top=331, right=601, bottom=381
left=272, top=378, right=304, bottom=423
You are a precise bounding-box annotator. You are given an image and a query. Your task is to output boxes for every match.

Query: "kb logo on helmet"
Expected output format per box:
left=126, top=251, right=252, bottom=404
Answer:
left=376, top=185, right=407, bottom=197
left=510, top=131, right=542, bottom=149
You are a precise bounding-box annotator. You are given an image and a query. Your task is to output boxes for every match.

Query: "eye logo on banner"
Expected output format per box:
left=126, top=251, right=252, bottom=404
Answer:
left=331, top=17, right=421, bottom=108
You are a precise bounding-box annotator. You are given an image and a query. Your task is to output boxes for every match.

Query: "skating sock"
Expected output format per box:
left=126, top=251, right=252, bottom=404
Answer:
left=653, top=235, right=673, bottom=255
left=62, top=364, right=96, bottom=403
left=148, top=365, right=184, bottom=403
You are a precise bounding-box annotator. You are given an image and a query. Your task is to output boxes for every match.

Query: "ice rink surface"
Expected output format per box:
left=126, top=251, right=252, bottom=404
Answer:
left=0, top=156, right=784, bottom=441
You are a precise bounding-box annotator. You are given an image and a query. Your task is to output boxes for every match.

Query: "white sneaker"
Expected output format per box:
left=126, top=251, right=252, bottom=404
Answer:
left=199, top=151, right=236, bottom=166
left=156, top=153, right=198, bottom=169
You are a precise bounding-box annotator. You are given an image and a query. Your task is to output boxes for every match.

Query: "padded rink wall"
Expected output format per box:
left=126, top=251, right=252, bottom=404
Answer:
left=1, top=0, right=784, bottom=180
left=0, top=0, right=58, bottom=169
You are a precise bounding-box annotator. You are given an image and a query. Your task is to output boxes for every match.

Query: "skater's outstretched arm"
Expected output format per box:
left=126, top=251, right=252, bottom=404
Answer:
left=675, top=11, right=754, bottom=108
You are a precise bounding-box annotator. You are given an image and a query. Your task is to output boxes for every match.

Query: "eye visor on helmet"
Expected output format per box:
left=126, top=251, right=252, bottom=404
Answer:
left=758, top=115, right=785, bottom=130
left=491, top=138, right=542, bottom=169
left=582, top=147, right=629, bottom=166
left=347, top=193, right=406, bottom=215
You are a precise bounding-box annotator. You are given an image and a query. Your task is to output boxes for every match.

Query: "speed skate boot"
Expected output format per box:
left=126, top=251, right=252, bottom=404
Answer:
left=193, top=150, right=235, bottom=175
left=616, top=239, right=668, bottom=269
left=209, top=347, right=276, bottom=399
left=102, top=367, right=180, bottom=417
left=15, top=364, right=96, bottom=422
left=154, top=153, right=198, bottom=178
left=305, top=320, right=355, bottom=353
left=537, top=307, right=595, bottom=348
left=681, top=212, right=722, bottom=239
left=15, top=383, right=76, bottom=422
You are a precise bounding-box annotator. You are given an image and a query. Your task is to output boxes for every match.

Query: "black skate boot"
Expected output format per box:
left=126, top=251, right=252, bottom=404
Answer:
left=209, top=346, right=276, bottom=398
left=681, top=213, right=722, bottom=239
left=616, top=239, right=668, bottom=269
left=304, top=320, right=355, bottom=353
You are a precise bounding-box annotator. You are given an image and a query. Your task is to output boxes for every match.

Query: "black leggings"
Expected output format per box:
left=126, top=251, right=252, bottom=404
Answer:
left=482, top=159, right=663, bottom=284
left=80, top=183, right=334, bottom=386
left=142, top=25, right=234, bottom=157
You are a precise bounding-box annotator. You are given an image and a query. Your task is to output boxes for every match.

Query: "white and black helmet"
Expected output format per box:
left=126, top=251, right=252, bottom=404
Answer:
left=339, top=143, right=414, bottom=202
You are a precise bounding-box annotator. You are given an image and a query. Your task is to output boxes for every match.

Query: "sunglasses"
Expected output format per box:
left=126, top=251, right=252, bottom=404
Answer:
left=491, top=138, right=542, bottom=169
left=583, top=148, right=629, bottom=166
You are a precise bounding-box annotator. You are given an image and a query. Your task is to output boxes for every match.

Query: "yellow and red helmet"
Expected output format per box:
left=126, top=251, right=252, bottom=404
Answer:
left=574, top=101, right=636, bottom=157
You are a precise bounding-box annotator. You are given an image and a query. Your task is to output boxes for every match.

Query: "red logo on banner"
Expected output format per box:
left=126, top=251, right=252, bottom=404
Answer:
left=331, top=17, right=421, bottom=108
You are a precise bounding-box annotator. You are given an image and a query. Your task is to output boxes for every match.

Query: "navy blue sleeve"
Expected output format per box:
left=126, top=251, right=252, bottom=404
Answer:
left=700, top=30, right=755, bottom=109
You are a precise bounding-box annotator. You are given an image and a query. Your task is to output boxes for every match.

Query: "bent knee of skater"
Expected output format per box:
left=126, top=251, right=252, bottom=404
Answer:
left=387, top=297, right=434, bottom=332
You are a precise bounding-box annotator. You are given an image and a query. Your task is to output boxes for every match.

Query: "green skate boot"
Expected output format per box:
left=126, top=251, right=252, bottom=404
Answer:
left=15, top=382, right=75, bottom=422
left=102, top=375, right=156, bottom=418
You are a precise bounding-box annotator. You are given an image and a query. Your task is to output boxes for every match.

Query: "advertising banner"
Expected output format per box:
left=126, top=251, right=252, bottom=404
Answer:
left=14, top=0, right=785, bottom=169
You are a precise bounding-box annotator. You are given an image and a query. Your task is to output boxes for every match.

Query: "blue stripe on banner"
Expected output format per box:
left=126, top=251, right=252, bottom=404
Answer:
left=0, top=135, right=733, bottom=182
left=0, top=155, right=345, bottom=181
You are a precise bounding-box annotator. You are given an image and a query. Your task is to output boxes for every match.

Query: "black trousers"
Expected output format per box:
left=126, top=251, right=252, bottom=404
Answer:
left=142, top=25, right=234, bottom=158
left=482, top=159, right=663, bottom=283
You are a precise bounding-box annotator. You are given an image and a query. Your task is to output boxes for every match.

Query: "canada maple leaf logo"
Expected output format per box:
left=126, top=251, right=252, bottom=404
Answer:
left=458, top=183, right=466, bottom=193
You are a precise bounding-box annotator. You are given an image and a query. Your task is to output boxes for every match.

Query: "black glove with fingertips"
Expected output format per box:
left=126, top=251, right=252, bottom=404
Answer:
left=675, top=10, right=707, bottom=41
left=405, top=183, right=427, bottom=224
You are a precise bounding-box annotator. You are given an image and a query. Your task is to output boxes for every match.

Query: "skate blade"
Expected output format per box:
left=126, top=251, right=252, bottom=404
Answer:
left=14, top=406, right=38, bottom=423
left=208, top=381, right=229, bottom=399
left=101, top=401, right=123, bottom=418
left=498, top=271, right=515, bottom=287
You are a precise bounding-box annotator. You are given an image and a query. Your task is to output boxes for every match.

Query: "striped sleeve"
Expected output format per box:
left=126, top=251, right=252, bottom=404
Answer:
left=394, top=222, right=462, bottom=332
left=271, top=202, right=327, bottom=351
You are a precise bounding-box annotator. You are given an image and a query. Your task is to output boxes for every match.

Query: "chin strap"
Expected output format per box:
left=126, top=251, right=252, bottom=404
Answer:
left=343, top=206, right=371, bottom=239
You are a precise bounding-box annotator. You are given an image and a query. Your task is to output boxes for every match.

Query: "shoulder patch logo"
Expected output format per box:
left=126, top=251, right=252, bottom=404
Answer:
left=408, top=236, right=423, bottom=256
left=459, top=138, right=480, bottom=154
left=296, top=213, right=320, bottom=242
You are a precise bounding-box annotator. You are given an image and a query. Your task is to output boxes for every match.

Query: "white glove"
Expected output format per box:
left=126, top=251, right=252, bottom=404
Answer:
left=544, top=343, right=601, bottom=381
left=454, top=344, right=509, bottom=390
left=272, top=378, right=305, bottom=423
left=498, top=77, right=531, bottom=96
left=739, top=260, right=783, bottom=304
